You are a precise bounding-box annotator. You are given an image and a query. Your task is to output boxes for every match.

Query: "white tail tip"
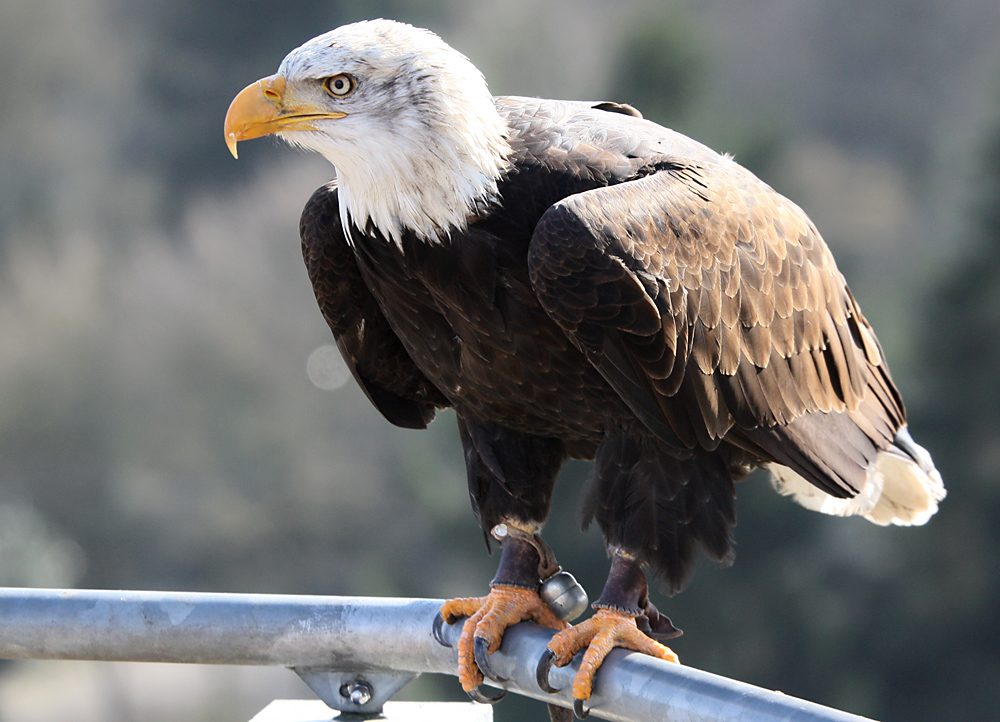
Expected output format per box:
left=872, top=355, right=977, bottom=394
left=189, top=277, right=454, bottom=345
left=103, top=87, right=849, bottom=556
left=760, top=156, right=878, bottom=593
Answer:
left=770, top=426, right=945, bottom=527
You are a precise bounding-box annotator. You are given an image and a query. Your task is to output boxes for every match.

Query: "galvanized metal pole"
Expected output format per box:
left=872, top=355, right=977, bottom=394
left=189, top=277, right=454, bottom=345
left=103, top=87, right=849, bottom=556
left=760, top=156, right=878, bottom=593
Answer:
left=0, top=587, right=875, bottom=722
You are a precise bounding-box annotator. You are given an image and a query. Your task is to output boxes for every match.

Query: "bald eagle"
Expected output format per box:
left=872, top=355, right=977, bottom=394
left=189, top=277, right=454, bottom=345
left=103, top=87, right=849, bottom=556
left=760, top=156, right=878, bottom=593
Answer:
left=225, top=19, right=944, bottom=717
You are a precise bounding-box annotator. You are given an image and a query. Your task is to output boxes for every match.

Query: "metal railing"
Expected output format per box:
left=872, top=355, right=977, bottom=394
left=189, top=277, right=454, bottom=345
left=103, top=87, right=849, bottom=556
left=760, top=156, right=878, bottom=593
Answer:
left=0, top=587, right=875, bottom=722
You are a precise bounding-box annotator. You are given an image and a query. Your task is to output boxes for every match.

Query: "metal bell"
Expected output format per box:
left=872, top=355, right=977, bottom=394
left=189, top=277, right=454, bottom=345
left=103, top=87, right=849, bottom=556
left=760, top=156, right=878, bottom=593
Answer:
left=539, top=570, right=589, bottom=622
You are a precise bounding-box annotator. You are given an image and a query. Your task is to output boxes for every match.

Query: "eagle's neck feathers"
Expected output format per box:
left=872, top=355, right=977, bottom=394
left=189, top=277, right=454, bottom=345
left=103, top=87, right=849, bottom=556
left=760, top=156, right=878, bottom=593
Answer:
left=327, top=110, right=511, bottom=248
left=279, top=20, right=512, bottom=247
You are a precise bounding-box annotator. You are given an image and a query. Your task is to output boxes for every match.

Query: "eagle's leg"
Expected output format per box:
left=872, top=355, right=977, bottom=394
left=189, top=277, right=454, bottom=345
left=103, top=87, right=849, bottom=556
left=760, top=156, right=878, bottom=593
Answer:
left=438, top=416, right=571, bottom=699
left=438, top=523, right=568, bottom=694
left=539, top=550, right=681, bottom=714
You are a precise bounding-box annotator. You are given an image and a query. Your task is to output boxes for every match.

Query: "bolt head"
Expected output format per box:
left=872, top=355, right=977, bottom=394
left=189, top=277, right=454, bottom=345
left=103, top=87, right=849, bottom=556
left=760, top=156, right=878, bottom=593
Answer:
left=340, top=680, right=373, bottom=706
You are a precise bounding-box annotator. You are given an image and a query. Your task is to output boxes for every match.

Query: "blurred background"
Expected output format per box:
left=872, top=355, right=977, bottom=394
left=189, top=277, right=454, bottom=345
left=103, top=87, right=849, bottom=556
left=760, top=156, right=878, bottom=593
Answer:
left=1, top=0, right=999, bottom=720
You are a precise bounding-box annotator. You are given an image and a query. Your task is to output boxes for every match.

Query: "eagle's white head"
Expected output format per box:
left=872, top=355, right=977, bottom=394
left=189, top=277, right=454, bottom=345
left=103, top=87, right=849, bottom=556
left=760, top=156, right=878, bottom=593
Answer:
left=224, top=19, right=511, bottom=245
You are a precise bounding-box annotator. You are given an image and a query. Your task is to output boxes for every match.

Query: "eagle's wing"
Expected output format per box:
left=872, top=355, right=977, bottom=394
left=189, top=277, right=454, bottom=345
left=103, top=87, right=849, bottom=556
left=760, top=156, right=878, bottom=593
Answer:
left=301, top=181, right=448, bottom=428
left=528, top=158, right=905, bottom=499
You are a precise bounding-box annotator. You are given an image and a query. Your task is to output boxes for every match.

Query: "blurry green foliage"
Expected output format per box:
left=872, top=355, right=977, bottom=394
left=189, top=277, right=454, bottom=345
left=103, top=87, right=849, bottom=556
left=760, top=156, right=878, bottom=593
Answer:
left=609, top=9, right=706, bottom=129
left=1, top=1, right=999, bottom=721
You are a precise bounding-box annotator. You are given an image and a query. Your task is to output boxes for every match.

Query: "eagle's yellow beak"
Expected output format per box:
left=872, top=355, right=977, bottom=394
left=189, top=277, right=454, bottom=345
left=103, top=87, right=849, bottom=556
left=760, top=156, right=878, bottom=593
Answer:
left=224, top=74, right=347, bottom=159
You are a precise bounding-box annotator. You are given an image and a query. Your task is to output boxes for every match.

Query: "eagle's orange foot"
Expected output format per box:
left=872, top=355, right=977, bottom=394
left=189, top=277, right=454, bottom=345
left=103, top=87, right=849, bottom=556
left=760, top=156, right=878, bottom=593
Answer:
left=539, top=608, right=679, bottom=715
left=439, top=585, right=569, bottom=696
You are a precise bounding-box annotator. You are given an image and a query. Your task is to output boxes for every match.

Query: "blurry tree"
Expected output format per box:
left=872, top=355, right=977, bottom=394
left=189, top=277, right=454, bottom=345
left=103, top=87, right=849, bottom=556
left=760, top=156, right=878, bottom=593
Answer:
left=608, top=8, right=705, bottom=128
left=607, top=5, right=785, bottom=181
left=902, top=90, right=1000, bottom=721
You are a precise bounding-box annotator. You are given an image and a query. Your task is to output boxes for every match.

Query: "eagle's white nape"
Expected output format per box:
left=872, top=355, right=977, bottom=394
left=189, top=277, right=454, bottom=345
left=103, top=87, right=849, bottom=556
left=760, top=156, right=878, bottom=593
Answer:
left=276, top=19, right=511, bottom=246
left=769, top=428, right=946, bottom=526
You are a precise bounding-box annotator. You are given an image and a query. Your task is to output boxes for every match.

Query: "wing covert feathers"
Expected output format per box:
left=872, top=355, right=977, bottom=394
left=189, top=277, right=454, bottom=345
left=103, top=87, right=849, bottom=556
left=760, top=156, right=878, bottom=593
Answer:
left=528, top=157, right=915, bottom=502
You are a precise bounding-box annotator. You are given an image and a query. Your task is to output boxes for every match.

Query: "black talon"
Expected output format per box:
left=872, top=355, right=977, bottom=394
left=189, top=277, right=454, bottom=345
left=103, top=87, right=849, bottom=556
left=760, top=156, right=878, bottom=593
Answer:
left=536, top=648, right=561, bottom=693
left=432, top=612, right=453, bottom=647
left=474, top=636, right=508, bottom=682
left=574, top=698, right=590, bottom=719
left=467, top=685, right=507, bottom=704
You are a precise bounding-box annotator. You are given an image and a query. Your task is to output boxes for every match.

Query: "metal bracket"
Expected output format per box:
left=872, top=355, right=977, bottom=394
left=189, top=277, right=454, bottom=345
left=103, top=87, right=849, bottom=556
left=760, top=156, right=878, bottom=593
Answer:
left=293, top=666, right=418, bottom=716
left=251, top=700, right=493, bottom=722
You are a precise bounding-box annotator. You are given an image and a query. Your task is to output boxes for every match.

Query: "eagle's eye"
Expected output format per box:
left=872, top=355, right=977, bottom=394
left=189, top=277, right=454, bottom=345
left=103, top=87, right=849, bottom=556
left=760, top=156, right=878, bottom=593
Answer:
left=324, top=74, right=355, bottom=97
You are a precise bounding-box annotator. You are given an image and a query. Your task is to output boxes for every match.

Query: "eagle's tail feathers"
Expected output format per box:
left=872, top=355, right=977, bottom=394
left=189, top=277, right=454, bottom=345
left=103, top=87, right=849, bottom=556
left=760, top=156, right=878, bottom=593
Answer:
left=770, top=425, right=945, bottom=526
